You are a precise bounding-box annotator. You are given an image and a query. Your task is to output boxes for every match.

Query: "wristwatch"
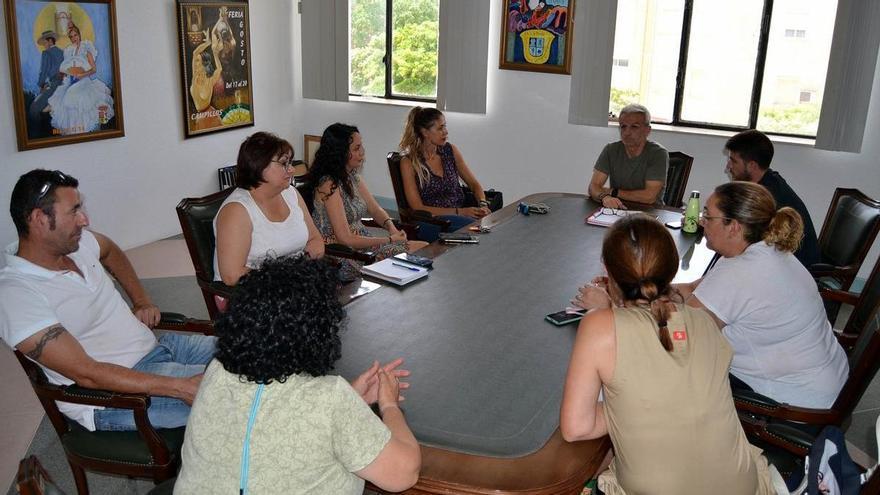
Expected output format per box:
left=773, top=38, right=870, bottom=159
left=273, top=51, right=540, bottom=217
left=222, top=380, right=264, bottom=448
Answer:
left=478, top=199, right=490, bottom=208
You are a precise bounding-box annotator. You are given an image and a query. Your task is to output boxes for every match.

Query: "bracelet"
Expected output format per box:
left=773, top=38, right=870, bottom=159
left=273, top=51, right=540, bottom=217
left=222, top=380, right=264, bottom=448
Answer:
left=478, top=199, right=490, bottom=207
left=596, top=192, right=609, bottom=202
left=382, top=218, right=394, bottom=227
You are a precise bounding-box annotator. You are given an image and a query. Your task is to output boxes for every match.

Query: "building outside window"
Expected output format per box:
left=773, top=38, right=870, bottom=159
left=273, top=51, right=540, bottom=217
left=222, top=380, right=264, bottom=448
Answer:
left=609, top=0, right=837, bottom=137
left=349, top=0, right=439, bottom=102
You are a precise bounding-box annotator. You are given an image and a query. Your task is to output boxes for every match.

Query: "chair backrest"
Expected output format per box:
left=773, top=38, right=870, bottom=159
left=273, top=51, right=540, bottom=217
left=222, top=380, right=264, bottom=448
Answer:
left=818, top=188, right=880, bottom=273
left=17, top=456, right=66, bottom=495
left=843, top=256, right=880, bottom=340
left=663, top=151, right=694, bottom=207
left=294, top=174, right=316, bottom=215
left=217, top=165, right=236, bottom=191
left=386, top=151, right=411, bottom=213
left=833, top=308, right=880, bottom=420
left=175, top=188, right=234, bottom=285
left=831, top=257, right=880, bottom=419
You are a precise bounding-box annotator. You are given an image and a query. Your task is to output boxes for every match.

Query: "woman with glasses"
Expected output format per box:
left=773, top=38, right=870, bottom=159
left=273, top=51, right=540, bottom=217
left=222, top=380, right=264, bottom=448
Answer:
left=175, top=256, right=420, bottom=494
left=214, top=131, right=324, bottom=286
left=562, top=214, right=773, bottom=494
left=399, top=107, right=490, bottom=241
left=306, top=123, right=427, bottom=281
left=678, top=181, right=847, bottom=408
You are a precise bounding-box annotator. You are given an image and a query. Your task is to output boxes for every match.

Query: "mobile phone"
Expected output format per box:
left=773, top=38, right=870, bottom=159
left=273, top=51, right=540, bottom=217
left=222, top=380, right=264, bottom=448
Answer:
left=545, top=309, right=586, bottom=326
left=439, top=233, right=479, bottom=244
left=393, top=252, right=433, bottom=269
left=665, top=220, right=682, bottom=230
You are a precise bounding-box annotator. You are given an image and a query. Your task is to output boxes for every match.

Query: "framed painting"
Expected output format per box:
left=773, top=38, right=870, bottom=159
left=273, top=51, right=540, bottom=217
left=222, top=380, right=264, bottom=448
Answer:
left=499, top=0, right=574, bottom=75
left=3, top=0, right=124, bottom=151
left=176, top=0, right=253, bottom=138
left=303, top=134, right=320, bottom=167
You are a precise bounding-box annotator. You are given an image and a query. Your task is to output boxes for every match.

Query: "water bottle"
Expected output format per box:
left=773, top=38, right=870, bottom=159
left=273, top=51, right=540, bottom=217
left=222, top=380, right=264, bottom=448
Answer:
left=683, top=191, right=700, bottom=234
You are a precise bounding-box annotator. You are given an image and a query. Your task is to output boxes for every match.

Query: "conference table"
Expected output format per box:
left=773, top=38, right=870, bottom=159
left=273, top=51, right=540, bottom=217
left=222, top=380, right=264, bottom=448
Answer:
left=335, top=193, right=713, bottom=494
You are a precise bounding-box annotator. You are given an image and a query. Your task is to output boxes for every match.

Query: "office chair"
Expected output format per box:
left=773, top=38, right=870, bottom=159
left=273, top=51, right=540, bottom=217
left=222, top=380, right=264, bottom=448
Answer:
left=14, top=313, right=209, bottom=495
left=663, top=151, right=694, bottom=208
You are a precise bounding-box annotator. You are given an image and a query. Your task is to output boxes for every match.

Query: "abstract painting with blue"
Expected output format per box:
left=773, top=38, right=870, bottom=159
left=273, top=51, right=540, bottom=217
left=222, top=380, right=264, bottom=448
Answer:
left=501, top=0, right=573, bottom=74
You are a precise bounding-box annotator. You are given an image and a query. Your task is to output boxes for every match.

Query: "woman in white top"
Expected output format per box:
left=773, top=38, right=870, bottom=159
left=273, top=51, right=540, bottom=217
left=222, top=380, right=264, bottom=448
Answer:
left=677, top=181, right=848, bottom=408
left=214, top=132, right=324, bottom=285
left=47, top=25, right=115, bottom=135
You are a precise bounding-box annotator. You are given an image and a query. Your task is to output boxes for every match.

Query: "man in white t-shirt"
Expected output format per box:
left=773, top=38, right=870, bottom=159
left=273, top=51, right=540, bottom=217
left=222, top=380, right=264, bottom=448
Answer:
left=0, top=169, right=215, bottom=431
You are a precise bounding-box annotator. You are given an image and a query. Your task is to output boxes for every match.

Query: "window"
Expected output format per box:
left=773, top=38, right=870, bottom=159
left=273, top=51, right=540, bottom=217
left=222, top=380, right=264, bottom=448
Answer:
left=609, top=0, right=837, bottom=137
left=349, top=0, right=439, bottom=101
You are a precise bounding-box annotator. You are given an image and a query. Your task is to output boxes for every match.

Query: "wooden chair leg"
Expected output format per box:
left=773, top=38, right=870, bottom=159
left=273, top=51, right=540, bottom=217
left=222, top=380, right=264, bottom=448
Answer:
left=69, top=462, right=90, bottom=495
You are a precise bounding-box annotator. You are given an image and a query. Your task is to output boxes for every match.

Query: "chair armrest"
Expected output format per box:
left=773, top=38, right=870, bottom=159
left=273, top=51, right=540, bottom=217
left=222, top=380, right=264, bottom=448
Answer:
left=156, top=312, right=213, bottom=335
left=60, top=385, right=174, bottom=464
left=819, top=288, right=860, bottom=306
left=809, top=263, right=857, bottom=280
left=326, top=243, right=376, bottom=264
left=361, top=218, right=421, bottom=240
left=833, top=329, right=860, bottom=351
left=734, top=389, right=842, bottom=425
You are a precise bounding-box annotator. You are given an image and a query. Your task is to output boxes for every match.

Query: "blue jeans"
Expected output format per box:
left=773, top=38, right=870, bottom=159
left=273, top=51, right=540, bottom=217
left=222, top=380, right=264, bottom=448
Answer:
left=92, top=333, right=216, bottom=431
left=417, top=214, right=475, bottom=242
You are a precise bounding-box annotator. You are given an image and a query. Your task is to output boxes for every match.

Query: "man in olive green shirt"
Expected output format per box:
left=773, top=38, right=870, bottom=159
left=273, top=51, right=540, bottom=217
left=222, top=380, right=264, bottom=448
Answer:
left=588, top=104, right=669, bottom=207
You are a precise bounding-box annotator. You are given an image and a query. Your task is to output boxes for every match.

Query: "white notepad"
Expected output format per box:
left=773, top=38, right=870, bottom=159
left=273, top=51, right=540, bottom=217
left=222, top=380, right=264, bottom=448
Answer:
left=360, top=258, right=429, bottom=286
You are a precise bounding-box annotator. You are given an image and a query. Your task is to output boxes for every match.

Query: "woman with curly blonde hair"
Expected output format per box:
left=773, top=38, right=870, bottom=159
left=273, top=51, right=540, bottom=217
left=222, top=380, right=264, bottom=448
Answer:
left=399, top=107, right=490, bottom=240
left=679, top=181, right=848, bottom=409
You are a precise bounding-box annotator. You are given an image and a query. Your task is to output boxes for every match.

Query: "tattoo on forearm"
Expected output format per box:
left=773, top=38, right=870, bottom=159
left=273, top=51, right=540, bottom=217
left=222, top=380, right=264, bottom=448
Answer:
left=26, top=325, right=66, bottom=360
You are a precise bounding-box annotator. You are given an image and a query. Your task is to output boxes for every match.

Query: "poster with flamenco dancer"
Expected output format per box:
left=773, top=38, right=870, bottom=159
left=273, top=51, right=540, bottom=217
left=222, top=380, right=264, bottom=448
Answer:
left=500, top=0, right=574, bottom=75
left=3, top=0, right=124, bottom=151
left=176, top=0, right=253, bottom=138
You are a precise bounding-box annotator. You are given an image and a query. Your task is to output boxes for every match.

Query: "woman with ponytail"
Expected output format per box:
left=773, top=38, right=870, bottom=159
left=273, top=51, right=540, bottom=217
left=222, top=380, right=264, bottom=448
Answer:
left=561, top=214, right=773, bottom=495
left=399, top=107, right=490, bottom=241
left=680, top=181, right=847, bottom=409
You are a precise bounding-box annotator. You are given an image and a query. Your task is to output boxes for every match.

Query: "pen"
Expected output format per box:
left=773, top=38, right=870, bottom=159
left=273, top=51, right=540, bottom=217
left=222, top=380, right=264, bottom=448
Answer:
left=392, top=262, right=419, bottom=272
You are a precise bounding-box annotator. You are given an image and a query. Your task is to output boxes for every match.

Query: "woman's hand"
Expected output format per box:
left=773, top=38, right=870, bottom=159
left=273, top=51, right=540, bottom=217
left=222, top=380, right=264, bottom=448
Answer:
left=390, top=230, right=407, bottom=243
left=461, top=206, right=489, bottom=219
left=377, top=369, right=401, bottom=414
left=571, top=282, right=612, bottom=311
left=351, top=358, right=410, bottom=405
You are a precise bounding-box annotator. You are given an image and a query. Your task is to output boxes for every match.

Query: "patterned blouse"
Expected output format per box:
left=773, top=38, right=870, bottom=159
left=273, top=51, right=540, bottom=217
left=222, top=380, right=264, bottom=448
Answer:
left=417, top=143, right=465, bottom=208
left=311, top=173, right=406, bottom=280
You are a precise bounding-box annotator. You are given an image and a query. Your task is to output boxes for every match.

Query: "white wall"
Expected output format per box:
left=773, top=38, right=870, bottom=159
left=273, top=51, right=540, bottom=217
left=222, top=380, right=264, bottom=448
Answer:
left=2, top=1, right=878, bottom=272
left=292, top=1, right=880, bottom=275
left=0, top=0, right=298, bottom=251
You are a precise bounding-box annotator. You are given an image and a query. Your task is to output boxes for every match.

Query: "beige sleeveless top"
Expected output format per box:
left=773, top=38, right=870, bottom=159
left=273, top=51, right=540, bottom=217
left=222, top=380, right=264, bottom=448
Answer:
left=599, top=304, right=773, bottom=495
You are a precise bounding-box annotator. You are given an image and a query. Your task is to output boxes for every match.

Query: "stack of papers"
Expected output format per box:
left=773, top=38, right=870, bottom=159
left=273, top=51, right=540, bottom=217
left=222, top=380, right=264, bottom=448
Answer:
left=585, top=208, right=655, bottom=227
left=361, top=258, right=429, bottom=286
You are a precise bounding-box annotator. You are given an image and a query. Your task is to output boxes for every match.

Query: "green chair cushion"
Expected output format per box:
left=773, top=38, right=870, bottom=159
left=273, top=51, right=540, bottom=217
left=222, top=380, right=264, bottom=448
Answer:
left=62, top=421, right=185, bottom=466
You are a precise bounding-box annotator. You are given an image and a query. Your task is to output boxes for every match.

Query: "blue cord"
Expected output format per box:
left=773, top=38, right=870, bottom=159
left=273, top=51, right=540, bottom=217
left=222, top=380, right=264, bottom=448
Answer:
left=240, top=383, right=265, bottom=495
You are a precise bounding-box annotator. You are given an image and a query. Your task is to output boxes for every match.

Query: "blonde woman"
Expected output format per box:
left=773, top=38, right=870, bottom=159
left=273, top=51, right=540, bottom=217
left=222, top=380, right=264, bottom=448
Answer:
left=399, top=107, right=489, bottom=240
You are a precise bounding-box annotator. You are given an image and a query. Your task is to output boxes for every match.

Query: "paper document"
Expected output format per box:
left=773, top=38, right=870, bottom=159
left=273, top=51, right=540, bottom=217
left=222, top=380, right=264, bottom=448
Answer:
left=361, top=258, right=429, bottom=286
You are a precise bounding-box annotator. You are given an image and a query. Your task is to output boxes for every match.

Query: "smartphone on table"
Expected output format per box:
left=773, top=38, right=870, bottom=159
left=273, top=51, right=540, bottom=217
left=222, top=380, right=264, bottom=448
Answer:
left=545, top=309, right=587, bottom=326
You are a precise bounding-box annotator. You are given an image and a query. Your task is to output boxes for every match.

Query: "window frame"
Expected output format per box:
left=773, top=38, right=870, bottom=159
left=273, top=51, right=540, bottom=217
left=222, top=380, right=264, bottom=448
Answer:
left=349, top=0, right=437, bottom=103
left=654, top=0, right=822, bottom=139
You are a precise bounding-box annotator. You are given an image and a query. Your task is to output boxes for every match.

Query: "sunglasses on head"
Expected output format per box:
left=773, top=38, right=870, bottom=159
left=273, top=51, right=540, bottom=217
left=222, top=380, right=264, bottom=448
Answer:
left=35, top=171, right=70, bottom=203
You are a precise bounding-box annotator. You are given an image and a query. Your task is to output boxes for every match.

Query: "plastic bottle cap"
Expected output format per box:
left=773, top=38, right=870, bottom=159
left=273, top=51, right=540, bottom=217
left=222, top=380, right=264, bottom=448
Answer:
left=690, top=191, right=700, bottom=199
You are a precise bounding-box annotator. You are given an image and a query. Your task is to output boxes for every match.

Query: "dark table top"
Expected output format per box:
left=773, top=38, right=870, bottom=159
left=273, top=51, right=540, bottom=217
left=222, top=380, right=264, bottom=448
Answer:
left=335, top=193, right=704, bottom=458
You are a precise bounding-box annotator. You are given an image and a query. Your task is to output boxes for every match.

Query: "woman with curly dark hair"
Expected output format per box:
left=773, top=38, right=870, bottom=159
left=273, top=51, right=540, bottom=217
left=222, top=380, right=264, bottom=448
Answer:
left=561, top=214, right=773, bottom=494
left=306, top=123, right=427, bottom=280
left=175, top=256, right=420, bottom=494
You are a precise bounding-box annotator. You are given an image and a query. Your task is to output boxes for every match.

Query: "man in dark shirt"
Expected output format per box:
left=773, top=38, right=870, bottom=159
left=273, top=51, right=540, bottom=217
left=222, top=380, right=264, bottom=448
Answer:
left=724, top=130, right=821, bottom=267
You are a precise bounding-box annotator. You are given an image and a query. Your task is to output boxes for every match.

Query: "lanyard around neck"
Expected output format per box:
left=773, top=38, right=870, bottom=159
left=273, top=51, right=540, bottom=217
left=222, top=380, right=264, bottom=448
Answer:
left=240, top=383, right=265, bottom=495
